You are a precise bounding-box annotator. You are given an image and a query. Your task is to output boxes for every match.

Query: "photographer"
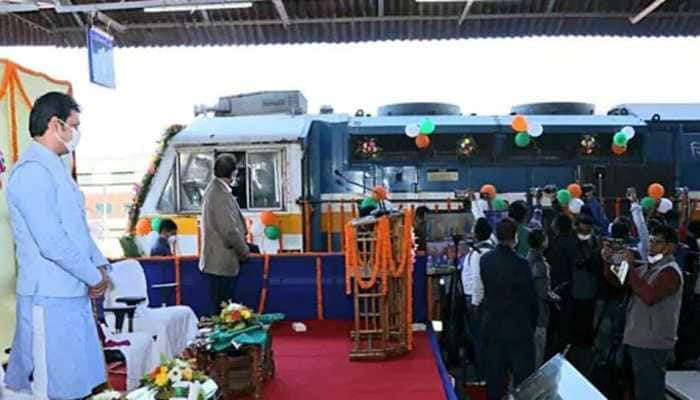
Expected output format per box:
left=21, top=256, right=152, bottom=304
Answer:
left=602, top=225, right=683, bottom=400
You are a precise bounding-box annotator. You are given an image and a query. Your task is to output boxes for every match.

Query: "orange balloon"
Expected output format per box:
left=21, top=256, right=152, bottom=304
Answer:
left=415, top=134, right=431, bottom=149
left=648, top=183, right=665, bottom=200
left=136, top=218, right=151, bottom=236
left=372, top=186, right=388, bottom=201
left=480, top=184, right=497, bottom=198
left=567, top=184, right=582, bottom=199
left=611, top=144, right=627, bottom=155
left=511, top=115, right=528, bottom=132
left=260, top=211, right=278, bottom=226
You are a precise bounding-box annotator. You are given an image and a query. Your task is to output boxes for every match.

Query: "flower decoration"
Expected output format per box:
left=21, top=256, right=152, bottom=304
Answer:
left=355, top=137, right=382, bottom=159
left=90, top=390, right=122, bottom=400
left=580, top=134, right=597, bottom=155
left=140, top=356, right=208, bottom=399
left=457, top=136, right=477, bottom=157
left=212, top=301, right=258, bottom=330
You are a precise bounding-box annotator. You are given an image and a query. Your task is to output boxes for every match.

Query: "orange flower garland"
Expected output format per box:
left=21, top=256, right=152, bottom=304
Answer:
left=257, top=255, right=271, bottom=313
left=316, top=257, right=324, bottom=320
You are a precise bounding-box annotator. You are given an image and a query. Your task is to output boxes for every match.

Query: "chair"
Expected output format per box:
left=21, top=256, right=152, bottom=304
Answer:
left=104, top=259, right=198, bottom=362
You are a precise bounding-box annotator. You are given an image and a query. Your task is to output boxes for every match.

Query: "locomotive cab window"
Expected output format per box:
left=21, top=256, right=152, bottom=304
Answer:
left=175, top=149, right=283, bottom=213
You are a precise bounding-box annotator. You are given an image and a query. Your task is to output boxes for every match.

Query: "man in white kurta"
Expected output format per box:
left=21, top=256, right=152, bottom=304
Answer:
left=4, top=92, right=110, bottom=399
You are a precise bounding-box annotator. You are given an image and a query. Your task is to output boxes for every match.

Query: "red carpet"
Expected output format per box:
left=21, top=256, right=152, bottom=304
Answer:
left=256, top=321, right=446, bottom=400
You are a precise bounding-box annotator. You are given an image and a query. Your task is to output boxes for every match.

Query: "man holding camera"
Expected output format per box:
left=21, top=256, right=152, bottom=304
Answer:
left=603, top=224, right=683, bottom=400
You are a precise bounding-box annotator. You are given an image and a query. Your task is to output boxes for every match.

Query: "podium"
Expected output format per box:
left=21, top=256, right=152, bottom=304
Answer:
left=344, top=210, right=415, bottom=361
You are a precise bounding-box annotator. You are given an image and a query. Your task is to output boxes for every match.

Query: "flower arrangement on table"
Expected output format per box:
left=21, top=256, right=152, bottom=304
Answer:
left=198, top=302, right=284, bottom=353
left=137, top=357, right=215, bottom=400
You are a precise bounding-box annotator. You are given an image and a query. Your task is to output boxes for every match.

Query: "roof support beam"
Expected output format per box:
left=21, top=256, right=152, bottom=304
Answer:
left=200, top=9, right=210, bottom=23
left=457, top=0, right=474, bottom=26
left=0, top=0, right=261, bottom=13
left=378, top=0, right=383, bottom=17
left=271, top=0, right=289, bottom=28
left=91, top=10, right=127, bottom=33
left=547, top=0, right=556, bottom=13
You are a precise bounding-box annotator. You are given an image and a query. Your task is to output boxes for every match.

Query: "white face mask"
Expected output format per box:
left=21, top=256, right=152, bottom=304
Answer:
left=648, top=254, right=664, bottom=264
left=167, top=235, right=177, bottom=245
left=56, top=120, right=81, bottom=153
left=577, top=233, right=592, bottom=241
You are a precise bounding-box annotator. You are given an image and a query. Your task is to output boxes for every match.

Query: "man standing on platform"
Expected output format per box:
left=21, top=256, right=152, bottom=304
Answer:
left=4, top=92, right=111, bottom=399
left=480, top=218, right=538, bottom=400
left=200, top=154, right=250, bottom=314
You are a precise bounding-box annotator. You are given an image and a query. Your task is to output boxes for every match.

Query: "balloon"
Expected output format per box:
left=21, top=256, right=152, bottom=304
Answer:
left=480, top=184, right=497, bottom=198
left=528, top=122, right=544, bottom=137
left=251, top=221, right=265, bottom=237
left=621, top=126, right=636, bottom=140
left=557, top=189, right=572, bottom=205
left=405, top=124, right=420, bottom=138
left=567, top=184, right=582, bottom=199
left=641, top=196, right=657, bottom=211
left=136, top=219, right=151, bottom=236
left=415, top=134, right=431, bottom=149
left=613, top=131, right=628, bottom=147
left=511, top=115, right=528, bottom=132
left=611, top=144, right=627, bottom=155
left=419, top=118, right=436, bottom=135
left=569, top=198, right=584, bottom=214
left=492, top=197, right=507, bottom=211
left=260, top=211, right=278, bottom=226
left=264, top=225, right=281, bottom=240
left=150, top=217, right=162, bottom=232
left=648, top=183, right=665, bottom=200
left=657, top=198, right=673, bottom=214
left=360, top=197, right=378, bottom=209
left=515, top=132, right=531, bottom=148
left=372, top=185, right=388, bottom=201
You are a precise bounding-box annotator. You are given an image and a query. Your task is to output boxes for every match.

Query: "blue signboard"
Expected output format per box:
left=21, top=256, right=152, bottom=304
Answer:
left=87, top=26, right=115, bottom=88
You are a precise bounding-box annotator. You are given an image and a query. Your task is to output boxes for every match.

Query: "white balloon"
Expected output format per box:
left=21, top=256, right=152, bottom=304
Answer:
left=528, top=122, right=544, bottom=138
left=621, top=126, right=635, bottom=140
left=405, top=124, right=420, bottom=138
left=251, top=220, right=265, bottom=237
left=657, top=198, right=673, bottom=214
left=568, top=198, right=584, bottom=214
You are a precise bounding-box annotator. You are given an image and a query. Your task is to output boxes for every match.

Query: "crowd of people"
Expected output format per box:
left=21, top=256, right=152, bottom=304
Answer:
left=452, top=184, right=700, bottom=400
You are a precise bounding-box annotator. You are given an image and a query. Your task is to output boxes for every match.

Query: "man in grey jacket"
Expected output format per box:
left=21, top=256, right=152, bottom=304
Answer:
left=199, top=154, right=250, bottom=313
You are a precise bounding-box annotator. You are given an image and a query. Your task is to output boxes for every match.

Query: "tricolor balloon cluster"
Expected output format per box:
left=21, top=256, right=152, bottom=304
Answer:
left=611, top=126, right=636, bottom=156
left=555, top=184, right=585, bottom=214
left=260, top=211, right=281, bottom=240
left=360, top=185, right=388, bottom=210
left=135, top=217, right=162, bottom=236
left=405, top=118, right=436, bottom=149
left=641, top=183, right=672, bottom=214
left=480, top=184, right=507, bottom=211
left=511, top=115, right=544, bottom=148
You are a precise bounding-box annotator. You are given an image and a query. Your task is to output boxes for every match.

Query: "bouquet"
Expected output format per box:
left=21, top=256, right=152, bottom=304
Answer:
left=197, top=302, right=284, bottom=352
left=140, top=357, right=208, bottom=400
left=355, top=137, right=382, bottom=159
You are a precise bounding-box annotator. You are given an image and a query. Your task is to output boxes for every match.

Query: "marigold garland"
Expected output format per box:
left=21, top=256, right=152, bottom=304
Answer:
left=258, top=255, right=271, bottom=313
left=316, top=257, right=324, bottom=320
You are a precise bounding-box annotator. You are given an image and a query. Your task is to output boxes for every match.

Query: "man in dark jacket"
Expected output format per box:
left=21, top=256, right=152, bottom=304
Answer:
left=480, top=218, right=539, bottom=400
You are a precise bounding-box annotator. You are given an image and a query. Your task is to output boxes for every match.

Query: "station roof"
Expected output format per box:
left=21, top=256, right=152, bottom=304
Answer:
left=1, top=0, right=699, bottom=47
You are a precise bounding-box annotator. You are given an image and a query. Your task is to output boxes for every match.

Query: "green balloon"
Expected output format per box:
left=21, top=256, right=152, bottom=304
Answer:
left=556, top=189, right=572, bottom=205
left=151, top=217, right=161, bottom=232
left=419, top=118, right=436, bottom=135
left=360, top=197, right=378, bottom=209
left=514, top=132, right=530, bottom=148
left=613, top=131, right=628, bottom=147
left=492, top=197, right=507, bottom=211
left=641, top=196, right=657, bottom=211
left=264, top=225, right=281, bottom=240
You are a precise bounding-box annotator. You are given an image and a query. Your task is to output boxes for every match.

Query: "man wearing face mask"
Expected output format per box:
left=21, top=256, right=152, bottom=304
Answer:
left=200, top=154, right=250, bottom=314
left=150, top=218, right=178, bottom=256
left=4, top=92, right=111, bottom=399
left=571, top=215, right=602, bottom=349
left=603, top=225, right=683, bottom=400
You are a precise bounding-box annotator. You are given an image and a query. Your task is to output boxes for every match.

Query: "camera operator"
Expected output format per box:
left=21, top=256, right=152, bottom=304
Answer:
left=602, top=225, right=683, bottom=400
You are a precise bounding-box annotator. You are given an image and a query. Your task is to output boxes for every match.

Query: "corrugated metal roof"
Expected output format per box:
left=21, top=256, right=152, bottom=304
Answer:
left=1, top=0, right=700, bottom=47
